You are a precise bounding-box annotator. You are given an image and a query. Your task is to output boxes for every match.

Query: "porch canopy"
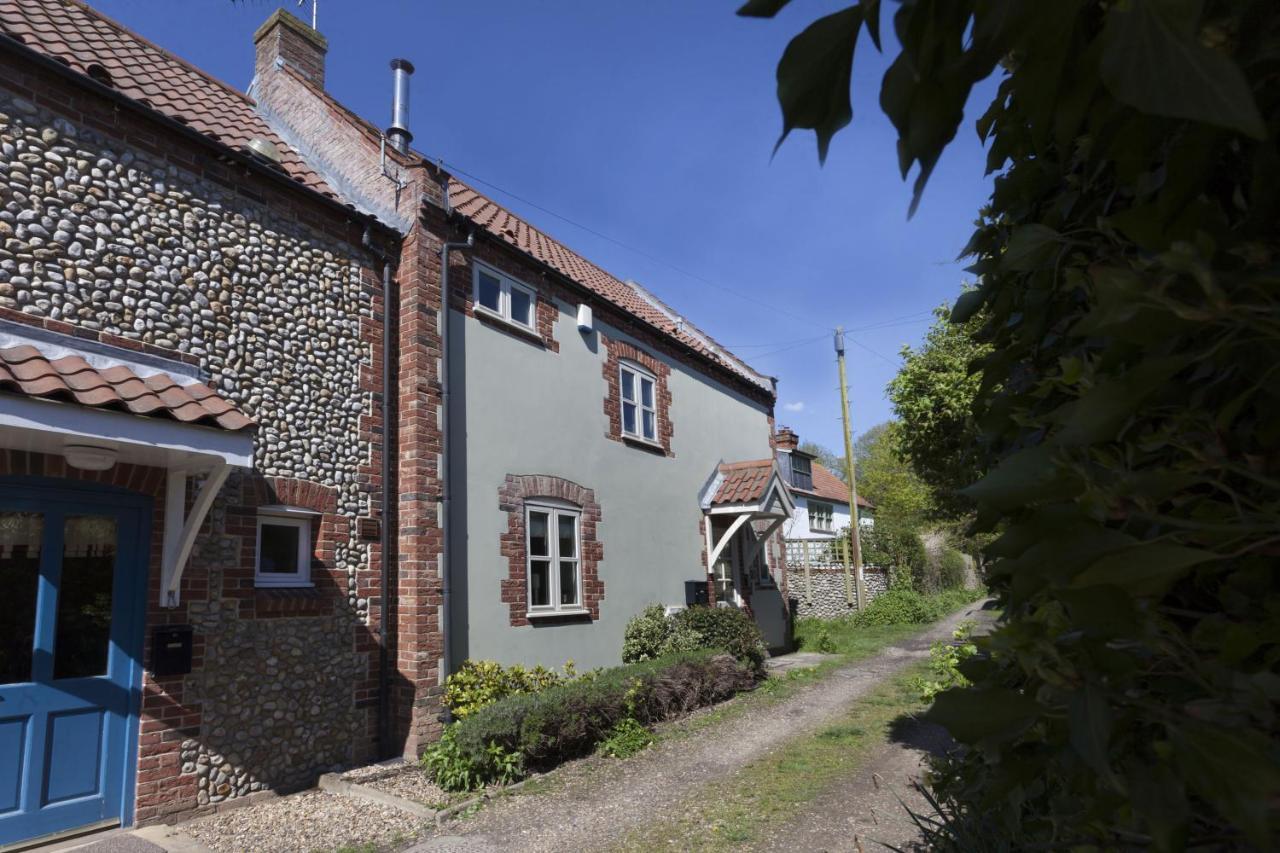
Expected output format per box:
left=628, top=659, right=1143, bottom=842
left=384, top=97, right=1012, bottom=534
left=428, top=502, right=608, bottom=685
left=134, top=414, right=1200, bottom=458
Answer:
left=0, top=323, right=255, bottom=606
left=699, top=458, right=795, bottom=569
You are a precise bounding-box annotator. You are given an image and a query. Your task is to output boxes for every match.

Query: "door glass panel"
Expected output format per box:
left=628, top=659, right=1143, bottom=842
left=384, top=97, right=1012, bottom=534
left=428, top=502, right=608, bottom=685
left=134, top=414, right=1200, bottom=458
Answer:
left=54, top=515, right=116, bottom=680
left=0, top=512, right=42, bottom=685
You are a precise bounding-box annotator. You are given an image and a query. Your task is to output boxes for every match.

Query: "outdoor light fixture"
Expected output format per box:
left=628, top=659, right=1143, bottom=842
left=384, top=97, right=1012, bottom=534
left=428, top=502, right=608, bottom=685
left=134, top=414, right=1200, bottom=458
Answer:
left=64, top=443, right=118, bottom=471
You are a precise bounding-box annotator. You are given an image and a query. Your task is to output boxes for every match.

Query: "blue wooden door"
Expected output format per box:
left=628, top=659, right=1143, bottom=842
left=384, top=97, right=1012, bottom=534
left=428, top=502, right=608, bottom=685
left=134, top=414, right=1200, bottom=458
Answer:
left=0, top=480, right=149, bottom=846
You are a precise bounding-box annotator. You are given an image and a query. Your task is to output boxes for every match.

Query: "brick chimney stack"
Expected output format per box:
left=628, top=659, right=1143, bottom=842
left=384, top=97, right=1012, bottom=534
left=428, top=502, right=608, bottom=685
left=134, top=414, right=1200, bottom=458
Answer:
left=775, top=426, right=800, bottom=451
left=254, top=8, right=327, bottom=89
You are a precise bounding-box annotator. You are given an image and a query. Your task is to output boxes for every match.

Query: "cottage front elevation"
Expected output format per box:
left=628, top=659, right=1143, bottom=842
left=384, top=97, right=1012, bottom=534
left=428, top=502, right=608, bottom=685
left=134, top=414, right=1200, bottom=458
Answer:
left=0, top=2, right=792, bottom=845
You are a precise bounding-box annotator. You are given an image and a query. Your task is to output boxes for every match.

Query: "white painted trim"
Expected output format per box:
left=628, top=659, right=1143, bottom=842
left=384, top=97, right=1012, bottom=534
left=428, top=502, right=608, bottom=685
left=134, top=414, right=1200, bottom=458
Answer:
left=619, top=360, right=658, bottom=443
left=473, top=260, right=538, bottom=332
left=161, top=463, right=230, bottom=607
left=708, top=513, right=751, bottom=568
left=254, top=511, right=314, bottom=589
left=0, top=394, right=254, bottom=467
left=524, top=501, right=583, bottom=614
left=0, top=321, right=206, bottom=385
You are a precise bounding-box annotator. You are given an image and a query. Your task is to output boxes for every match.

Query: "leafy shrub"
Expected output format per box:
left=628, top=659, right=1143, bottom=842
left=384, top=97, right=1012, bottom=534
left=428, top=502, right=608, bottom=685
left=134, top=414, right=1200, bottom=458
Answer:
left=814, top=624, right=837, bottom=654
left=670, top=606, right=767, bottom=672
left=442, top=651, right=755, bottom=785
left=938, top=548, right=968, bottom=591
left=597, top=718, right=654, bottom=759
left=914, top=621, right=976, bottom=702
left=443, top=659, right=570, bottom=719
left=621, top=605, right=670, bottom=663
left=861, top=522, right=932, bottom=591
left=850, top=587, right=933, bottom=627
left=622, top=604, right=767, bottom=672
left=420, top=726, right=522, bottom=792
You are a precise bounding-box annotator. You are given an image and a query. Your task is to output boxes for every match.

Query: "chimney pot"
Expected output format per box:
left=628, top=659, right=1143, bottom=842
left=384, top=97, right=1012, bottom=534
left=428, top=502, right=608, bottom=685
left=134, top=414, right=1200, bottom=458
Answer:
left=254, top=8, right=328, bottom=89
left=388, top=59, right=415, bottom=154
left=775, top=426, right=800, bottom=451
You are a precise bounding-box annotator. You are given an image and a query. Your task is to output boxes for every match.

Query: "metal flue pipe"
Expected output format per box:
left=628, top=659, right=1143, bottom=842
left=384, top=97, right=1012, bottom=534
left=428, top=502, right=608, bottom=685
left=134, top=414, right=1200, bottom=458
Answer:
left=388, top=58, right=414, bottom=154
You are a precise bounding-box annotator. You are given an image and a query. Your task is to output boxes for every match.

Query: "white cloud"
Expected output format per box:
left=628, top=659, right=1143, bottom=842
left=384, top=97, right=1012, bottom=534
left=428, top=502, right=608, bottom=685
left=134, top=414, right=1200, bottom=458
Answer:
left=782, top=401, right=805, bottom=412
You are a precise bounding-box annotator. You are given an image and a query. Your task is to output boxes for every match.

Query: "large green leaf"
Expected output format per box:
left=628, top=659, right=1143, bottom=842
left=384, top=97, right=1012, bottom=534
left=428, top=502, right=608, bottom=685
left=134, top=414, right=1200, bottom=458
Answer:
left=1099, top=0, right=1266, bottom=139
left=961, top=444, right=1081, bottom=511
left=1171, top=724, right=1280, bottom=848
left=736, top=0, right=793, bottom=18
left=925, top=686, right=1041, bottom=743
left=1000, top=224, right=1060, bottom=271
left=1071, top=542, right=1219, bottom=594
left=773, top=7, right=863, bottom=163
left=1068, top=685, right=1119, bottom=789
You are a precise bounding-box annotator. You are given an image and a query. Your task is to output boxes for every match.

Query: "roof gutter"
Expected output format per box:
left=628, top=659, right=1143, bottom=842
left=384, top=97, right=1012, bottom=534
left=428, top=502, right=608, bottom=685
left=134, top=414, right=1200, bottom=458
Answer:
left=0, top=32, right=389, bottom=233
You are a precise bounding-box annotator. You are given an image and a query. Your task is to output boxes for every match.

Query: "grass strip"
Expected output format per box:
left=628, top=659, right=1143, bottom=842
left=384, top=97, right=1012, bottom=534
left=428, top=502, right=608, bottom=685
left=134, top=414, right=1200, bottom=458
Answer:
left=615, top=660, right=933, bottom=852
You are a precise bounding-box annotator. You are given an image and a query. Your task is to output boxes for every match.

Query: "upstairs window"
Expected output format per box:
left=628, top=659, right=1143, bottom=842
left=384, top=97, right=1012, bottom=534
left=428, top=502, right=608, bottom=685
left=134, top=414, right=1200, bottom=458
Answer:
left=809, top=501, right=834, bottom=533
left=255, top=507, right=315, bottom=588
left=620, top=361, right=658, bottom=443
left=474, top=263, right=536, bottom=331
left=791, top=454, right=813, bottom=491
left=526, top=501, right=582, bottom=615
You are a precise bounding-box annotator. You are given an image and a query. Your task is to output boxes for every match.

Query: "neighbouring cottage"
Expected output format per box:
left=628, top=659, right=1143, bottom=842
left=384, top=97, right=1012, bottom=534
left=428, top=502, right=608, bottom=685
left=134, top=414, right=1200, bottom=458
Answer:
left=773, top=427, right=887, bottom=619
left=0, top=2, right=792, bottom=845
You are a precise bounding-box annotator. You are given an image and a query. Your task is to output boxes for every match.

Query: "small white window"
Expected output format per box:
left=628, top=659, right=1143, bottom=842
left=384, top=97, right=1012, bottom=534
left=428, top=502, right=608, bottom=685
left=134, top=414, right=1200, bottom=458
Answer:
left=473, top=263, right=536, bottom=331
left=255, top=507, right=315, bottom=588
left=525, top=500, right=583, bottom=615
left=619, top=361, right=658, bottom=443
left=809, top=501, right=834, bottom=533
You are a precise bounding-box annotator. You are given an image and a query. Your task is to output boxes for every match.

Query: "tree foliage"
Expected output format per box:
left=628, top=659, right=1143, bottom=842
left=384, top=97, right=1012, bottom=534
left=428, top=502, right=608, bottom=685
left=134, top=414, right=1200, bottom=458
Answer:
left=747, top=0, right=1279, bottom=848
left=797, top=439, right=846, bottom=480
left=854, top=421, right=934, bottom=527
left=887, top=304, right=989, bottom=518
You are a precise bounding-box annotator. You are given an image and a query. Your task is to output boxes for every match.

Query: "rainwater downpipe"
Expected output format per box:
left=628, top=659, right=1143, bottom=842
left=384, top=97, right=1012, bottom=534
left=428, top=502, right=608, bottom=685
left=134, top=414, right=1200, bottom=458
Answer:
left=363, top=226, right=397, bottom=757
left=438, top=220, right=474, bottom=724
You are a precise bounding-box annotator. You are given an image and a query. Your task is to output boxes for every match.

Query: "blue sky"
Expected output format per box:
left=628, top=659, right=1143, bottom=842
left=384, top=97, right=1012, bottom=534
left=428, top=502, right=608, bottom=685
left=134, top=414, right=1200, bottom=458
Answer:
left=88, top=0, right=997, bottom=452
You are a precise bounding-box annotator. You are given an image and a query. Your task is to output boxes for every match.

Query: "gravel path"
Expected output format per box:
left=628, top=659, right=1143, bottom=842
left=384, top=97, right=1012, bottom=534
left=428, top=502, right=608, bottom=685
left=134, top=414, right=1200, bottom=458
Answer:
left=407, top=601, right=990, bottom=853
left=182, top=790, right=429, bottom=853
left=752, top=717, right=953, bottom=852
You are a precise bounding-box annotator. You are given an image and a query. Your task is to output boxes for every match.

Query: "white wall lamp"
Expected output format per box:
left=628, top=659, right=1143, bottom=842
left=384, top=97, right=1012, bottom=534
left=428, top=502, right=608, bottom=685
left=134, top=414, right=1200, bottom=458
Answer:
left=577, top=303, right=593, bottom=333
left=63, top=442, right=118, bottom=471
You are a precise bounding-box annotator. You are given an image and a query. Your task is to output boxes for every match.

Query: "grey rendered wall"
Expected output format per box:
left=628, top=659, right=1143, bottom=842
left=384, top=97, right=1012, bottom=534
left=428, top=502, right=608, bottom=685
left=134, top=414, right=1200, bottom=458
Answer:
left=449, top=297, right=774, bottom=670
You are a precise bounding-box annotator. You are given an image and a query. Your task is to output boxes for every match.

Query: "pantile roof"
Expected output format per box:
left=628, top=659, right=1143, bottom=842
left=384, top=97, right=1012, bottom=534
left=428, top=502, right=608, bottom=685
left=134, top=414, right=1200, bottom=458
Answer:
left=0, top=345, right=254, bottom=432
left=796, top=461, right=873, bottom=508
left=447, top=182, right=772, bottom=393
left=0, top=0, right=334, bottom=197
left=710, top=459, right=778, bottom=506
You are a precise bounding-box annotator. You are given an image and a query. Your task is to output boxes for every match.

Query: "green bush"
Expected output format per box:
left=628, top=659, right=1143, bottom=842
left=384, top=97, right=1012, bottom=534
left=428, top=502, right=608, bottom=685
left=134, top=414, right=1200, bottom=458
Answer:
left=861, top=522, right=932, bottom=591
left=622, top=604, right=767, bottom=672
left=442, top=659, right=571, bottom=719
left=938, top=548, right=968, bottom=591
left=435, top=651, right=755, bottom=788
left=420, top=726, right=522, bottom=793
left=597, top=718, right=654, bottom=759
left=621, top=605, right=669, bottom=663
left=669, top=606, right=766, bottom=672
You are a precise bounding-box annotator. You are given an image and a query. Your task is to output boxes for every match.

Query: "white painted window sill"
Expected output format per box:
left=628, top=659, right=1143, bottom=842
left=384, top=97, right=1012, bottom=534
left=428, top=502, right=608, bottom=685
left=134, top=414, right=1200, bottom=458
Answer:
left=525, top=608, right=590, bottom=620
left=474, top=305, right=539, bottom=337
left=622, top=433, right=664, bottom=452
left=254, top=581, right=315, bottom=590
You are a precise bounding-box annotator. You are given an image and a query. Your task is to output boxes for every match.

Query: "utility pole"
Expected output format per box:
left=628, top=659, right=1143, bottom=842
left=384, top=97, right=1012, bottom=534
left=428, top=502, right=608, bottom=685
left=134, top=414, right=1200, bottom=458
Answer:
left=835, top=327, right=866, bottom=609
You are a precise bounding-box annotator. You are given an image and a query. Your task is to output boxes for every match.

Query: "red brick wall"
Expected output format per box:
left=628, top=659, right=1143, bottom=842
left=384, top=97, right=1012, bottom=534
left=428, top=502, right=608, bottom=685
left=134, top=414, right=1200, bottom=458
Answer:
left=600, top=334, right=675, bottom=457
left=497, top=474, right=605, bottom=626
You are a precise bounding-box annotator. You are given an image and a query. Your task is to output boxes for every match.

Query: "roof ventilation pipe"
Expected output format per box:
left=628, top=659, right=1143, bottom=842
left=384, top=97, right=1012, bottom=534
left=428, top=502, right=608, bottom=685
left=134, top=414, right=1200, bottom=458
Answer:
left=387, top=58, right=414, bottom=154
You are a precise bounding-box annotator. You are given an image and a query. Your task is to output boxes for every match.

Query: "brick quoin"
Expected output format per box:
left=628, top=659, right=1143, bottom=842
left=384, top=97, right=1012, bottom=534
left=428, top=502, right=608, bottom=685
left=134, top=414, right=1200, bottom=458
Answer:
left=600, top=334, right=675, bottom=457
left=498, top=474, right=605, bottom=626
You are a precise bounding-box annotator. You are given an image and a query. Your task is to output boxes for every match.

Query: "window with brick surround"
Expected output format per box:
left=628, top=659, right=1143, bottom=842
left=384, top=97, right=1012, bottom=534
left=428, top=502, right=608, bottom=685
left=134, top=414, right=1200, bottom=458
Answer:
left=474, top=262, right=536, bottom=331
left=525, top=500, right=583, bottom=615
left=620, top=360, right=658, bottom=443
left=255, top=506, right=315, bottom=588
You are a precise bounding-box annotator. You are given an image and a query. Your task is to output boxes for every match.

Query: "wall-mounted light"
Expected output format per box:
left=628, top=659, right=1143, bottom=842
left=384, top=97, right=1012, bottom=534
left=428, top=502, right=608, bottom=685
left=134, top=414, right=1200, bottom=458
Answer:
left=64, top=443, right=118, bottom=471
left=577, top=304, right=593, bottom=333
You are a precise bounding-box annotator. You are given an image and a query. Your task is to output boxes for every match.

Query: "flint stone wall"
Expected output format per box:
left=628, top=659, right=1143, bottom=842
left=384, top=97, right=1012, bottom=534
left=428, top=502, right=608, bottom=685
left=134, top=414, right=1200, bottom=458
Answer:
left=0, top=88, right=380, bottom=813
left=786, top=565, right=890, bottom=620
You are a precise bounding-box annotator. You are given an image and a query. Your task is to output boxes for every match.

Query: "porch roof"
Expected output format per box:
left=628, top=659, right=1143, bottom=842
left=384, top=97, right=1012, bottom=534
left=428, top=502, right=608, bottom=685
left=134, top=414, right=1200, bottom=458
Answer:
left=701, top=458, right=795, bottom=519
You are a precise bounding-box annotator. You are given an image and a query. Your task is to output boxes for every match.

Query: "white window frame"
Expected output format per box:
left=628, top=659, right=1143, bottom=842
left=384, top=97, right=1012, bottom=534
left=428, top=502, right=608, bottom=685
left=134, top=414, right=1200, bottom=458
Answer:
left=473, top=262, right=537, bottom=332
left=809, top=501, right=834, bottom=533
left=524, top=499, right=584, bottom=617
left=254, top=506, right=316, bottom=588
left=619, top=360, right=659, bottom=444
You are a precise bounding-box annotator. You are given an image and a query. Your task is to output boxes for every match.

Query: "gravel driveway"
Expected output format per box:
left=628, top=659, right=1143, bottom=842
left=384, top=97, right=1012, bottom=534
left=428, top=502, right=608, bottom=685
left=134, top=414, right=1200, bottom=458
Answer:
left=407, top=601, right=991, bottom=853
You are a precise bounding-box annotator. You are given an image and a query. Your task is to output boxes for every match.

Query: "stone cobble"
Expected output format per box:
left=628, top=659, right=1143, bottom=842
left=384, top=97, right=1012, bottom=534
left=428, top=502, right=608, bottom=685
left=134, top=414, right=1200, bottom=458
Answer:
left=786, top=565, right=889, bottom=619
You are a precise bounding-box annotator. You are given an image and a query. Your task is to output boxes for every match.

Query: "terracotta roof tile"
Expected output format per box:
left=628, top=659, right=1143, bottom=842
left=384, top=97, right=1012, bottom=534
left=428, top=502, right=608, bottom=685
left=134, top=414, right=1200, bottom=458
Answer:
left=795, top=462, right=873, bottom=508
left=446, top=180, right=772, bottom=393
left=0, top=0, right=334, bottom=198
left=711, top=459, right=777, bottom=506
left=0, top=345, right=254, bottom=432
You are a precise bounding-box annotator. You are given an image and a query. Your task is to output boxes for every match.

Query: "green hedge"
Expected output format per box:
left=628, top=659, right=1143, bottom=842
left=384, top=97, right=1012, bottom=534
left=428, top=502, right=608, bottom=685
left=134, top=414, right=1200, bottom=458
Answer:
left=621, top=604, right=766, bottom=672
left=440, top=650, right=756, bottom=786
